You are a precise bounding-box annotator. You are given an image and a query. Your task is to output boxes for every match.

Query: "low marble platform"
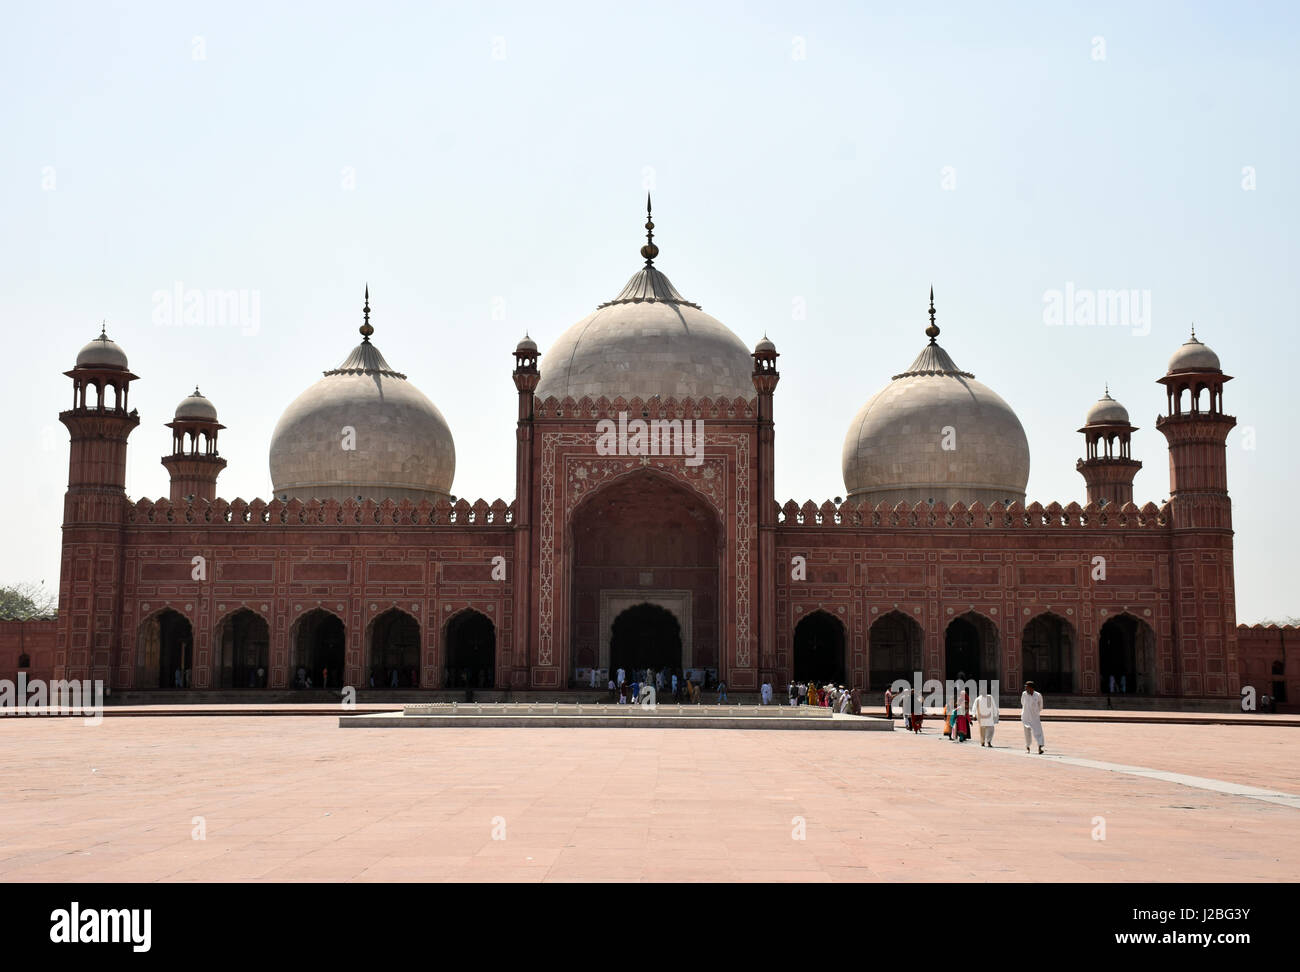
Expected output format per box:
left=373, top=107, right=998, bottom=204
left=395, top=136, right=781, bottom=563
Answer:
left=339, top=702, right=894, bottom=730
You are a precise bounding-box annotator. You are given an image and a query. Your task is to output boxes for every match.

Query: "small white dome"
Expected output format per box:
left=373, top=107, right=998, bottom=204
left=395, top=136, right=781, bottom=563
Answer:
left=174, top=387, right=218, bottom=422
left=1167, top=330, right=1221, bottom=373
left=1084, top=390, right=1130, bottom=426
left=76, top=330, right=129, bottom=370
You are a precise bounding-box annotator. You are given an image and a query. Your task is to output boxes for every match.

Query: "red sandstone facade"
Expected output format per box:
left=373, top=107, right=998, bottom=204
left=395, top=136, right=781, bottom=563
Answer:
left=10, top=321, right=1271, bottom=705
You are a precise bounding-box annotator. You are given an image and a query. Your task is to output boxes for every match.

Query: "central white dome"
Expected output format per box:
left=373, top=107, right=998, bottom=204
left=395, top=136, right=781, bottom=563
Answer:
left=535, top=264, right=754, bottom=402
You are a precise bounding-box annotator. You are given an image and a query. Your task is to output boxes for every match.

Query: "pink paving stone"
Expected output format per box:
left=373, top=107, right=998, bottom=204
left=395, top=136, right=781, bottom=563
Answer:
left=0, top=716, right=1296, bottom=882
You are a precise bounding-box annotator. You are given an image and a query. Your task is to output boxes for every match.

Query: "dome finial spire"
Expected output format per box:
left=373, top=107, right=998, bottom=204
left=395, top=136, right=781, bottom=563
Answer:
left=99, top=319, right=107, bottom=339
left=360, top=284, right=374, bottom=341
left=1190, top=321, right=1197, bottom=340
left=640, top=193, right=659, bottom=266
left=925, top=286, right=940, bottom=344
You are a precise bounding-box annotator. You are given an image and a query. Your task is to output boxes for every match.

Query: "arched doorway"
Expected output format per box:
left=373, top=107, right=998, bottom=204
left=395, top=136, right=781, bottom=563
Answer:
left=445, top=610, right=495, bottom=688
left=609, top=603, right=682, bottom=678
left=136, top=609, right=193, bottom=689
left=291, top=609, right=345, bottom=689
left=868, top=610, right=923, bottom=691
left=369, top=608, right=421, bottom=688
left=1099, top=613, right=1157, bottom=695
left=944, top=611, right=999, bottom=683
left=570, top=471, right=721, bottom=679
left=1022, top=613, right=1076, bottom=694
left=214, top=609, right=270, bottom=688
left=793, top=611, right=846, bottom=685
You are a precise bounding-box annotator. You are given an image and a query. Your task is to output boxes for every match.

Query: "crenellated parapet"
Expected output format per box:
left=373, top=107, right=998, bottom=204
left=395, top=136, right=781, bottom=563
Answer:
left=775, top=498, right=1171, bottom=529
left=127, top=495, right=516, bottom=527
left=534, top=394, right=757, bottom=421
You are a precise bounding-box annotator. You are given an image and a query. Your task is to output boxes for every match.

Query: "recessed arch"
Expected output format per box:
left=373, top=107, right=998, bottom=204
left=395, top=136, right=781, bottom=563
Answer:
left=1099, top=612, right=1157, bottom=695
left=1021, top=612, right=1077, bottom=694
left=792, top=610, right=846, bottom=685
left=944, top=611, right=999, bottom=683
left=444, top=609, right=495, bottom=689
left=609, top=602, right=683, bottom=677
left=290, top=608, right=345, bottom=689
left=868, top=610, right=924, bottom=691
left=213, top=607, right=270, bottom=688
left=367, top=607, right=421, bottom=688
left=135, top=607, right=193, bottom=689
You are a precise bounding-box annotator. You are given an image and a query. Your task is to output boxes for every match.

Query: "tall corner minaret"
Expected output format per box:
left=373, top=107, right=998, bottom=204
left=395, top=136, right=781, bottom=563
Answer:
left=1155, top=326, right=1238, bottom=699
left=1076, top=386, right=1141, bottom=507
left=57, top=324, right=141, bottom=683
left=161, top=387, right=227, bottom=502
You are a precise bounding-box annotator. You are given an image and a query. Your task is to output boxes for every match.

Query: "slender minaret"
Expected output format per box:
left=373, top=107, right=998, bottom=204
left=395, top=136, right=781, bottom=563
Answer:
left=161, top=387, right=227, bottom=502
left=510, top=331, right=540, bottom=690
left=1076, top=385, right=1141, bottom=507
left=1155, top=326, right=1239, bottom=698
left=57, top=324, right=140, bottom=683
left=752, top=332, right=780, bottom=684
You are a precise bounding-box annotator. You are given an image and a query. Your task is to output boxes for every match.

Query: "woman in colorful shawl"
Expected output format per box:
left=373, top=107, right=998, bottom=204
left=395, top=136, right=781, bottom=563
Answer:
left=807, top=682, right=818, bottom=706
left=954, top=692, right=971, bottom=742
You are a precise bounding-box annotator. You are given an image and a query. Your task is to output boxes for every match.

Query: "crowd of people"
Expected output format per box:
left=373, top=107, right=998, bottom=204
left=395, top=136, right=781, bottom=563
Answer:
left=785, top=680, right=860, bottom=714
left=605, top=667, right=724, bottom=704
left=884, top=679, right=1048, bottom=753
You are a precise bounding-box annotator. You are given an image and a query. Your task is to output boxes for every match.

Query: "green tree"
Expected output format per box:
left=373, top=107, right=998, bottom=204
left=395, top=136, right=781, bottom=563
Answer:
left=0, top=582, right=57, bottom=620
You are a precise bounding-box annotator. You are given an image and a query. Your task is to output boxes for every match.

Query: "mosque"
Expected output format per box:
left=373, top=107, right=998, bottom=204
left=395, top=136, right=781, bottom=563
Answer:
left=9, top=203, right=1271, bottom=703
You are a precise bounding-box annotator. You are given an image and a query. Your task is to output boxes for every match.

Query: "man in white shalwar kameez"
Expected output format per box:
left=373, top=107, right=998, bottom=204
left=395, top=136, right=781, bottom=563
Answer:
left=1020, top=681, right=1045, bottom=754
left=973, top=690, right=998, bottom=747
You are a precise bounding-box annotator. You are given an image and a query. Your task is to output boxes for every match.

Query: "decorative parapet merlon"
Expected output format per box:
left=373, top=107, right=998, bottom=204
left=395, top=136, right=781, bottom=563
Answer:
left=775, top=498, right=1171, bottom=529
left=127, top=496, right=516, bottom=527
left=534, top=394, right=757, bottom=421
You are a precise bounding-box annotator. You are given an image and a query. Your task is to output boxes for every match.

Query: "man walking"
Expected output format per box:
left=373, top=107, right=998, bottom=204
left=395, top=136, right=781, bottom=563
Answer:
left=1020, top=680, right=1045, bottom=754
left=973, top=688, right=998, bottom=747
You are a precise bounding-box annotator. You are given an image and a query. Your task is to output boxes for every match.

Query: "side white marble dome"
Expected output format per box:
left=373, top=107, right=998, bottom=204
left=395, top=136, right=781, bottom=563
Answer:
left=269, top=339, right=455, bottom=503
left=842, top=339, right=1030, bottom=507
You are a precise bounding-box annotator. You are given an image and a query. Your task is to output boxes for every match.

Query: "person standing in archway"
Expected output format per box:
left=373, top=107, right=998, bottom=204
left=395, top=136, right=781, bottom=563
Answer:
left=1020, top=681, right=1045, bottom=754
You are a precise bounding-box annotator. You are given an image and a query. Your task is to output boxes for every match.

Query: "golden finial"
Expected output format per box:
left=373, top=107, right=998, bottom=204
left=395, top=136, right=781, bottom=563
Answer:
left=640, top=193, right=659, bottom=265
left=925, top=286, right=940, bottom=344
left=360, top=284, right=373, bottom=340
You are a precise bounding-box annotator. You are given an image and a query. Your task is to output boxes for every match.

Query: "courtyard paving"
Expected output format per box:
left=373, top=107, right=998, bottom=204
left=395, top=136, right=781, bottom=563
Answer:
left=0, top=717, right=1295, bottom=882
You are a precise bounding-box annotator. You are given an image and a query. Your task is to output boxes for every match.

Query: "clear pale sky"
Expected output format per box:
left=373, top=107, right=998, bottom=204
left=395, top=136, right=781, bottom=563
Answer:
left=1, top=1, right=1295, bottom=621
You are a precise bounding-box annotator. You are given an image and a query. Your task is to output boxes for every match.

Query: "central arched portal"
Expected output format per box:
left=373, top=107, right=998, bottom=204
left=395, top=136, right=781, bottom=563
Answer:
left=609, top=603, right=683, bottom=676
left=793, top=611, right=846, bottom=685
left=570, top=471, right=721, bottom=681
